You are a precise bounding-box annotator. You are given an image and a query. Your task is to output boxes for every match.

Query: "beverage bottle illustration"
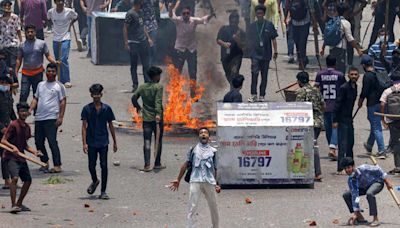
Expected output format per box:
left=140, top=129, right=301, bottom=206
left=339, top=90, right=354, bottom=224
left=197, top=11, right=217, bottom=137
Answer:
left=292, top=143, right=303, bottom=173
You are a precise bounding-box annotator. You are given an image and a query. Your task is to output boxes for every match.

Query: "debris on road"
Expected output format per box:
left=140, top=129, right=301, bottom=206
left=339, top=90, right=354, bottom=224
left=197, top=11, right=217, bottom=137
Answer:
left=43, top=176, right=72, bottom=185
left=332, top=219, right=339, bottom=224
left=309, top=220, right=317, bottom=226
left=84, top=203, right=90, bottom=208
left=245, top=197, right=252, bottom=204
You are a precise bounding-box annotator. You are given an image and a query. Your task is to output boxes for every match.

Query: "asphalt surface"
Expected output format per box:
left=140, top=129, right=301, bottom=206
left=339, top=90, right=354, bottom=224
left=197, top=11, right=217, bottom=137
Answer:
left=1, top=2, right=400, bottom=228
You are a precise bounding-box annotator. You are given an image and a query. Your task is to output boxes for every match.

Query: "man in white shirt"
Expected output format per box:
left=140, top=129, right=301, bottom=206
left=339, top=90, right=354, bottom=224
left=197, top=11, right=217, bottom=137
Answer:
left=29, top=63, right=67, bottom=173
left=321, top=2, right=362, bottom=74
left=48, top=0, right=78, bottom=88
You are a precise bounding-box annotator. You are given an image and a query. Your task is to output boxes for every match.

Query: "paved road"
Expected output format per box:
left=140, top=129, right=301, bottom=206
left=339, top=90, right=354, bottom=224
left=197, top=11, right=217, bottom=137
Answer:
left=1, top=2, right=400, bottom=227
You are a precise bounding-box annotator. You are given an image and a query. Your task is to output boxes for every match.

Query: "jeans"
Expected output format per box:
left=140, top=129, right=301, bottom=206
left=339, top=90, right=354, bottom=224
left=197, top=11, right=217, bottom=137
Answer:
left=35, top=119, right=62, bottom=166
left=88, top=146, right=108, bottom=193
left=292, top=23, right=310, bottom=68
left=36, top=29, right=44, bottom=40
left=222, top=55, right=242, bottom=89
left=174, top=49, right=197, bottom=82
left=250, top=58, right=269, bottom=97
left=188, top=182, right=219, bottom=228
left=324, top=112, right=338, bottom=148
left=286, top=22, right=295, bottom=56
left=73, top=0, right=88, bottom=40
left=388, top=121, right=400, bottom=168
left=53, top=40, right=71, bottom=84
left=20, top=73, right=43, bottom=102
left=366, top=104, right=385, bottom=152
left=142, top=121, right=164, bottom=167
left=343, top=182, right=384, bottom=216
left=148, top=29, right=158, bottom=66
left=87, top=16, right=92, bottom=53
left=129, top=42, right=151, bottom=87
left=337, top=121, right=354, bottom=171
left=329, top=47, right=347, bottom=75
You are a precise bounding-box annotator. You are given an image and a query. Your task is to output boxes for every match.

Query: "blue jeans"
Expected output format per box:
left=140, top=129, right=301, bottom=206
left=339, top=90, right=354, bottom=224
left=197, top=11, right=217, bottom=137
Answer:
left=53, top=40, right=71, bottom=84
left=286, top=21, right=295, bottom=56
left=20, top=72, right=43, bottom=102
left=87, top=15, right=92, bottom=52
left=366, top=104, right=385, bottom=152
left=324, top=112, right=338, bottom=148
left=148, top=29, right=157, bottom=66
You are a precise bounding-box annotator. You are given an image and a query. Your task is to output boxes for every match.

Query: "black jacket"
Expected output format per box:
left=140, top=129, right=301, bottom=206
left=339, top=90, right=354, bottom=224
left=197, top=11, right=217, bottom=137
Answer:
left=333, top=81, right=357, bottom=123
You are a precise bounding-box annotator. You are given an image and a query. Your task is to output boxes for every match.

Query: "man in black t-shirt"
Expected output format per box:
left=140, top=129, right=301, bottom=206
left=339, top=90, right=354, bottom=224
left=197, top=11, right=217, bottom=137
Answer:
left=247, top=5, right=278, bottom=102
left=123, top=0, right=152, bottom=93
left=217, top=11, right=245, bottom=89
left=223, top=74, right=244, bottom=103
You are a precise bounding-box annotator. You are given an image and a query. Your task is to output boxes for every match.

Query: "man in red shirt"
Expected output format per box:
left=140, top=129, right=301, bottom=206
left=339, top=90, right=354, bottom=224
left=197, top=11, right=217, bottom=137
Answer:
left=1, top=102, right=39, bottom=214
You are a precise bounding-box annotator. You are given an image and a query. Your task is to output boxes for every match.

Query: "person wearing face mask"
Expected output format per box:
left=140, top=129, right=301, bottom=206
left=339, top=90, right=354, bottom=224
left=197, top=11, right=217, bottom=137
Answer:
left=216, top=11, right=246, bottom=89
left=368, top=28, right=397, bottom=73
left=29, top=63, right=66, bottom=174
left=380, top=47, right=400, bottom=80
left=0, top=76, right=16, bottom=190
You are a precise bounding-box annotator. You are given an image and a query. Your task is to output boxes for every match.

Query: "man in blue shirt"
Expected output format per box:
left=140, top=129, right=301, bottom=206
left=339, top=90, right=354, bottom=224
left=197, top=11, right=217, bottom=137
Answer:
left=81, top=84, right=117, bottom=200
left=341, top=157, right=394, bottom=227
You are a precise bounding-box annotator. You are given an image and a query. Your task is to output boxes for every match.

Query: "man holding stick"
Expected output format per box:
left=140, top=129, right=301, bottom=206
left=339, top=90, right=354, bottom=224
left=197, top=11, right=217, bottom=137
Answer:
left=1, top=102, right=39, bottom=214
left=341, top=157, right=394, bottom=227
left=131, top=66, right=164, bottom=172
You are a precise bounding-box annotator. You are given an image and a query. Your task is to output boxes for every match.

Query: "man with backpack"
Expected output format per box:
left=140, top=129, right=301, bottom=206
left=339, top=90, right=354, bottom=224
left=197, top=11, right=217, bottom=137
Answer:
left=320, top=3, right=363, bottom=74
left=380, top=71, right=400, bottom=175
left=285, top=0, right=316, bottom=70
left=358, top=55, right=387, bottom=159
left=169, top=127, right=220, bottom=228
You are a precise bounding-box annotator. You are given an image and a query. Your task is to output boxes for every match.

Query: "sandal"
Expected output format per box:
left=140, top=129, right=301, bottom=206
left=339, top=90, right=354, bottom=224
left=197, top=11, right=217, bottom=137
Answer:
left=139, top=166, right=153, bottom=172
left=369, top=221, right=380, bottom=227
left=153, top=164, right=166, bottom=170
left=49, top=167, right=62, bottom=173
left=10, top=206, right=21, bottom=214
left=20, top=204, right=31, bottom=212
left=87, top=180, right=99, bottom=195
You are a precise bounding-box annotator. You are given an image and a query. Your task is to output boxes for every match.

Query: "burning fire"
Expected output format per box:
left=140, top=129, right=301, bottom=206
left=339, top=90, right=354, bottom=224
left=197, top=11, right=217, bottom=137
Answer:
left=128, top=62, right=216, bottom=131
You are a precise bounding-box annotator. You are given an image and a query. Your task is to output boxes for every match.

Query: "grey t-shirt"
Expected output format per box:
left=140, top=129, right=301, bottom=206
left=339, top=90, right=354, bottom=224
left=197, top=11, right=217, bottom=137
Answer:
left=34, top=81, right=66, bottom=121
left=19, top=39, right=49, bottom=69
left=124, top=9, right=146, bottom=43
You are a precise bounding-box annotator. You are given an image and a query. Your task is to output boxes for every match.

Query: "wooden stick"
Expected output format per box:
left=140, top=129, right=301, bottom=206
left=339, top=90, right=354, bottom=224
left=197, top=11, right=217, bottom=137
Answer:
left=72, top=23, right=83, bottom=52
left=374, top=112, right=400, bottom=118
left=0, top=143, right=47, bottom=167
left=369, top=156, right=400, bottom=209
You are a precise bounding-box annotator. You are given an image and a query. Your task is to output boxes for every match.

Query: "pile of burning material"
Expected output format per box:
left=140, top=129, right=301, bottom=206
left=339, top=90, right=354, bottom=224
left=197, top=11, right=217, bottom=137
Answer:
left=114, top=63, right=216, bottom=135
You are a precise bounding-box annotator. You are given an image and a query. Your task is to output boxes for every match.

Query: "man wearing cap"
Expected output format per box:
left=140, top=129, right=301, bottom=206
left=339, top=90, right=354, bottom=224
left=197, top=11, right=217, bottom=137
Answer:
left=341, top=157, right=394, bottom=227
left=358, top=55, right=386, bottom=158
left=295, top=71, right=324, bottom=181
left=0, top=0, right=23, bottom=81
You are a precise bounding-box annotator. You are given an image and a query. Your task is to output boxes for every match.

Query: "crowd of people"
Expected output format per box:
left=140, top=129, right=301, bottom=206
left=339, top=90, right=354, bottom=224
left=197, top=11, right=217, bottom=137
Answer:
left=0, top=0, right=400, bottom=227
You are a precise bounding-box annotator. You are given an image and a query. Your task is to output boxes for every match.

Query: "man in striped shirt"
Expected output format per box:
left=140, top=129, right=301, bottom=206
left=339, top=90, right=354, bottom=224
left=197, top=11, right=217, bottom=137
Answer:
left=368, top=28, right=397, bottom=73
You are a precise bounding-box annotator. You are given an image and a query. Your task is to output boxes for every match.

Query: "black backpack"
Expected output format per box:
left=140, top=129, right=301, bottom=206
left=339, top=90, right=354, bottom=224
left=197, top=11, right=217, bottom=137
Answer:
left=290, top=0, right=308, bottom=21
left=375, top=71, right=393, bottom=96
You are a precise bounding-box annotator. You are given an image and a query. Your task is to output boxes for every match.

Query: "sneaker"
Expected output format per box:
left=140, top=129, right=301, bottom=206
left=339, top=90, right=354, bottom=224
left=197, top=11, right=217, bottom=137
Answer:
left=139, top=166, right=153, bottom=172
left=87, top=179, right=100, bottom=195
left=99, top=192, right=110, bottom=200
left=258, top=96, right=265, bottom=102
left=64, top=82, right=72, bottom=88
left=363, top=142, right=372, bottom=154
left=10, top=206, right=21, bottom=214
left=49, top=166, right=62, bottom=173
left=375, top=151, right=387, bottom=159
left=39, top=165, right=49, bottom=173
left=248, top=95, right=258, bottom=103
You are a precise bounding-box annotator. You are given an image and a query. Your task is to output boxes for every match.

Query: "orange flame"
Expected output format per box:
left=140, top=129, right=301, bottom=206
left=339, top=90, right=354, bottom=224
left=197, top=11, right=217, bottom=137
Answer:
left=128, top=61, right=216, bottom=131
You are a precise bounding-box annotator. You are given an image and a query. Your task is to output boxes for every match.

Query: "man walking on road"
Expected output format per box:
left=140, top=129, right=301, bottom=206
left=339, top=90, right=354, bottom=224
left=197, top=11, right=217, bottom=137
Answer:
left=16, top=25, right=58, bottom=102
left=358, top=55, right=386, bottom=158
left=169, top=127, right=220, bottom=228
left=217, top=11, right=245, bottom=89
left=47, top=0, right=78, bottom=88
left=29, top=63, right=66, bottom=173
left=81, top=83, right=117, bottom=200
left=315, top=55, right=345, bottom=160
left=247, top=4, right=278, bottom=102
left=333, top=66, right=359, bottom=174
left=131, top=66, right=165, bottom=172
left=123, top=0, right=152, bottom=93
left=341, top=157, right=394, bottom=227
